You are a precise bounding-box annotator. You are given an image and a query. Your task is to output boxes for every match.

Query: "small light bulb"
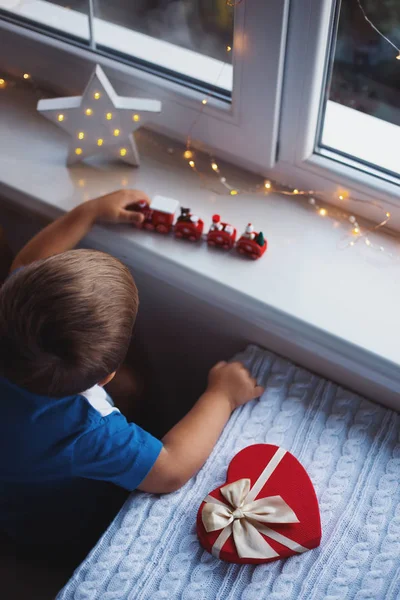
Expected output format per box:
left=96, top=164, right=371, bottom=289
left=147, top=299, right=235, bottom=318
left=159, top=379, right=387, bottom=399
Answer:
left=93, top=91, right=101, bottom=99
left=23, top=73, right=30, bottom=80
left=57, top=114, right=64, bottom=122
left=308, top=197, right=316, bottom=205
left=85, top=108, right=93, bottom=116
left=133, top=114, right=140, bottom=122
left=350, top=241, right=355, bottom=247
left=106, top=112, right=112, bottom=120
left=396, top=52, right=400, bottom=60
left=97, top=138, right=104, bottom=146
left=211, top=163, right=219, bottom=171
left=75, top=148, right=83, bottom=155
left=386, top=212, right=391, bottom=218
left=113, top=129, right=120, bottom=136
left=339, top=195, right=344, bottom=200
left=349, top=216, right=356, bottom=224
left=319, top=208, right=327, bottom=216
left=365, top=239, right=371, bottom=246
left=230, top=190, right=238, bottom=196
left=189, top=160, right=195, bottom=168
left=0, top=78, right=6, bottom=88
left=293, top=189, right=299, bottom=194
left=78, top=179, right=85, bottom=187
left=353, top=227, right=360, bottom=235
left=77, top=132, right=85, bottom=140
left=220, top=177, right=226, bottom=183
left=120, top=148, right=127, bottom=157
left=202, top=99, right=208, bottom=105
left=226, top=45, right=232, bottom=52
left=183, top=150, right=193, bottom=160
left=264, top=181, right=271, bottom=189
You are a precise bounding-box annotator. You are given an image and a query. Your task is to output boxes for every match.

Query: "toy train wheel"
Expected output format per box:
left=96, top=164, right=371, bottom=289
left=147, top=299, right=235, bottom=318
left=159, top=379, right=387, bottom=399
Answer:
left=175, top=232, right=183, bottom=239
left=189, top=235, right=197, bottom=242
left=156, top=224, right=168, bottom=233
left=144, top=223, right=154, bottom=231
left=208, top=240, right=216, bottom=246
left=238, top=248, right=245, bottom=255
left=251, top=254, right=258, bottom=260
left=223, top=244, right=230, bottom=250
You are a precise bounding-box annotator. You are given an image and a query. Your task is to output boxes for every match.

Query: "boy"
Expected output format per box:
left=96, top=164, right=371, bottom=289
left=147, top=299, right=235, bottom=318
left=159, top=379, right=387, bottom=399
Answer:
left=0, top=189, right=263, bottom=558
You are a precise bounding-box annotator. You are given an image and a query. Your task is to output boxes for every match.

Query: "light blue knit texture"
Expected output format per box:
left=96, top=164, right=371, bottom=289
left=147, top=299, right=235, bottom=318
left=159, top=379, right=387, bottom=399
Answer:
left=57, top=345, right=400, bottom=600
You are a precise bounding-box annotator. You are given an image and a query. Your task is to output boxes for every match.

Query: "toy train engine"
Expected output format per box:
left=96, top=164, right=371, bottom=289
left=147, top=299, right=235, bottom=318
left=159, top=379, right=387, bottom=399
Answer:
left=131, top=199, right=153, bottom=226
left=237, top=223, right=267, bottom=260
left=135, top=195, right=179, bottom=234
left=207, top=214, right=237, bottom=250
left=174, top=207, right=204, bottom=241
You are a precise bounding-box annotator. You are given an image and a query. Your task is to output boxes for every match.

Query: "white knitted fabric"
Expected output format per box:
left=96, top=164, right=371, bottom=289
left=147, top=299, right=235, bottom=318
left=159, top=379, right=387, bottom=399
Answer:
left=57, top=345, right=400, bottom=600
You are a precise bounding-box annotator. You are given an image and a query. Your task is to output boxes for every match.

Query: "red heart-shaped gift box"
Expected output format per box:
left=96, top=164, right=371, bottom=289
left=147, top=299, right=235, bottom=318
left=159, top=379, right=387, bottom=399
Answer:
left=197, top=444, right=321, bottom=564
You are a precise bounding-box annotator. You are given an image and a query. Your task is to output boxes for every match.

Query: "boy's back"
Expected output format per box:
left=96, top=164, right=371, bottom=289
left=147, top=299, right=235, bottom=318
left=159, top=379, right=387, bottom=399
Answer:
left=0, top=250, right=161, bottom=553
left=0, top=377, right=161, bottom=550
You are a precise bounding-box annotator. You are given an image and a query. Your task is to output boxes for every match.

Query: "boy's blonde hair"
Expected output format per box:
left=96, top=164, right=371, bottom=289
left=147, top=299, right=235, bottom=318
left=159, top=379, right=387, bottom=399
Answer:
left=0, top=249, right=138, bottom=397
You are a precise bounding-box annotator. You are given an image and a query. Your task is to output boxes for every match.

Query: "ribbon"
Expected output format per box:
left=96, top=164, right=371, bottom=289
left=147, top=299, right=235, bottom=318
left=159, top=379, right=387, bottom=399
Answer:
left=202, top=447, right=308, bottom=560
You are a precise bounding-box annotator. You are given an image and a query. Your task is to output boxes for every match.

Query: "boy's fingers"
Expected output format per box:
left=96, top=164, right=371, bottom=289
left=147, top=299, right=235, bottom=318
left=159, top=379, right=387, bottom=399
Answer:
left=213, top=361, right=227, bottom=370
left=122, top=190, right=151, bottom=206
left=119, top=210, right=145, bottom=224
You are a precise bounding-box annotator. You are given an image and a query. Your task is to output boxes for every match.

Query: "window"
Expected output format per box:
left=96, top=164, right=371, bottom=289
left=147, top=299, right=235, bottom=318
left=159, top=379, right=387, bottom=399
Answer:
left=0, top=1, right=91, bottom=42
left=0, top=1, right=287, bottom=171
left=1, top=0, right=399, bottom=222
left=0, top=1, right=233, bottom=93
left=93, top=1, right=234, bottom=93
left=320, top=0, right=400, bottom=178
left=276, top=0, right=399, bottom=223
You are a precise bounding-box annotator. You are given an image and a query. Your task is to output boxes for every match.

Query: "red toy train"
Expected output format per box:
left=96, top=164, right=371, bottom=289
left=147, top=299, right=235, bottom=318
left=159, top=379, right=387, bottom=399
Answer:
left=132, top=195, right=267, bottom=260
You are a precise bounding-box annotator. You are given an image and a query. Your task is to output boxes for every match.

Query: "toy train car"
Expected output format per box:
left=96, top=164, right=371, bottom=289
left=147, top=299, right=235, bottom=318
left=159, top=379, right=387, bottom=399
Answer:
left=131, top=196, right=267, bottom=260
left=207, top=214, right=237, bottom=250
left=135, top=196, right=179, bottom=234
left=175, top=207, right=204, bottom=241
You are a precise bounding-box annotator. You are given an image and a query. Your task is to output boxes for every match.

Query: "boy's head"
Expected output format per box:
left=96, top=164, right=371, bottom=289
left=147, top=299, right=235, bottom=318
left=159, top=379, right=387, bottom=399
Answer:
left=0, top=249, right=138, bottom=397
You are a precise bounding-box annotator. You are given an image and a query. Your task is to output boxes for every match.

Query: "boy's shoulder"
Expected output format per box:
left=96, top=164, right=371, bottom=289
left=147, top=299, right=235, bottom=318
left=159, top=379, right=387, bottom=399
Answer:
left=80, top=385, right=119, bottom=419
left=0, top=376, right=118, bottom=431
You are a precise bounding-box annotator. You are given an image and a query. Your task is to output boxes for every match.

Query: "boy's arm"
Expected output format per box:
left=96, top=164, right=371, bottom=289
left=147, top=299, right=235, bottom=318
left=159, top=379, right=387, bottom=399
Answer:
left=138, top=362, right=264, bottom=494
left=10, top=189, right=149, bottom=271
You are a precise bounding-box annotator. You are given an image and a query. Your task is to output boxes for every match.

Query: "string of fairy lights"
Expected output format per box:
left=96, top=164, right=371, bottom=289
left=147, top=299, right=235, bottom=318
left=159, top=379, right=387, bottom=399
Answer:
left=356, top=0, right=400, bottom=60
left=0, top=0, right=398, bottom=257
left=180, top=0, right=400, bottom=256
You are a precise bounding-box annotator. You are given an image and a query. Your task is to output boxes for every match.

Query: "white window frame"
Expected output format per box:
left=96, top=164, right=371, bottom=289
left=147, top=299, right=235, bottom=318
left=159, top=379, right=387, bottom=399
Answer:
left=0, top=0, right=290, bottom=174
left=273, top=0, right=400, bottom=226
left=1, top=0, right=399, bottom=228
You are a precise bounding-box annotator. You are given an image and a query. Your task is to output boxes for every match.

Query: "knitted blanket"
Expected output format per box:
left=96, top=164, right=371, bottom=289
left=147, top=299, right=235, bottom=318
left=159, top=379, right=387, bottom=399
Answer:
left=57, top=345, right=400, bottom=600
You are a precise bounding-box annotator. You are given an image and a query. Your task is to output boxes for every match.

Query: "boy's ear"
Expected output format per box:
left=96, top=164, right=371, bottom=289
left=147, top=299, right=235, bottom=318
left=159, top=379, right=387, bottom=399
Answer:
left=98, top=372, right=116, bottom=387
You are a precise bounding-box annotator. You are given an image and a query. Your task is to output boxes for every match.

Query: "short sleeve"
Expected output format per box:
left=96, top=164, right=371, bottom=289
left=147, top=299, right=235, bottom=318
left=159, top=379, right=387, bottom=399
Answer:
left=72, top=412, right=162, bottom=491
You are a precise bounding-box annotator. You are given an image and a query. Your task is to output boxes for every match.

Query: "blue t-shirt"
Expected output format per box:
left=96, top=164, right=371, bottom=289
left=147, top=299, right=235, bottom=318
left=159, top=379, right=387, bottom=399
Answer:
left=0, top=377, right=162, bottom=547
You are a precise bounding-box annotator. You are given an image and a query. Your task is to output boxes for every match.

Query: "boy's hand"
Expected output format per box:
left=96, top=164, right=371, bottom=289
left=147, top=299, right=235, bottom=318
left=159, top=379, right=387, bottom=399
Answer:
left=207, top=361, right=264, bottom=411
left=88, top=189, right=151, bottom=226
left=139, top=360, right=265, bottom=494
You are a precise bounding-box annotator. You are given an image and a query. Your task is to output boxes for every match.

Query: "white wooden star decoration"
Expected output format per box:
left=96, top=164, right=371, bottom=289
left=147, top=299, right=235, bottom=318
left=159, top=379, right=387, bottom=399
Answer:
left=37, top=65, right=162, bottom=167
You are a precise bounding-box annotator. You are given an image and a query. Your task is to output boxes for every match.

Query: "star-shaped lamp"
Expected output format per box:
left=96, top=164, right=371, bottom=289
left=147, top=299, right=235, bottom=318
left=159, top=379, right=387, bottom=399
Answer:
left=37, top=65, right=162, bottom=166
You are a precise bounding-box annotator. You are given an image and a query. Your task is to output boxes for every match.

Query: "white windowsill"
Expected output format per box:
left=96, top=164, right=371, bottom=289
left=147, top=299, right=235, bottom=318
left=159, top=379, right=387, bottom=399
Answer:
left=0, top=0, right=233, bottom=91
left=1, top=88, right=400, bottom=411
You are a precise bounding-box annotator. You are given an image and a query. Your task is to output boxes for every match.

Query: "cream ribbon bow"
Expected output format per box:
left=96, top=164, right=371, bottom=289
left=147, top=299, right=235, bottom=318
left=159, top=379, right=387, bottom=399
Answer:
left=202, top=447, right=308, bottom=560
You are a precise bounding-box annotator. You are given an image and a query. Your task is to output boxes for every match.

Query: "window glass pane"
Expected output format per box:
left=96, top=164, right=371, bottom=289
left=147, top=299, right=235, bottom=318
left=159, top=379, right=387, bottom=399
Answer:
left=320, top=0, right=400, bottom=178
left=93, top=0, right=234, bottom=93
left=0, top=0, right=91, bottom=42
